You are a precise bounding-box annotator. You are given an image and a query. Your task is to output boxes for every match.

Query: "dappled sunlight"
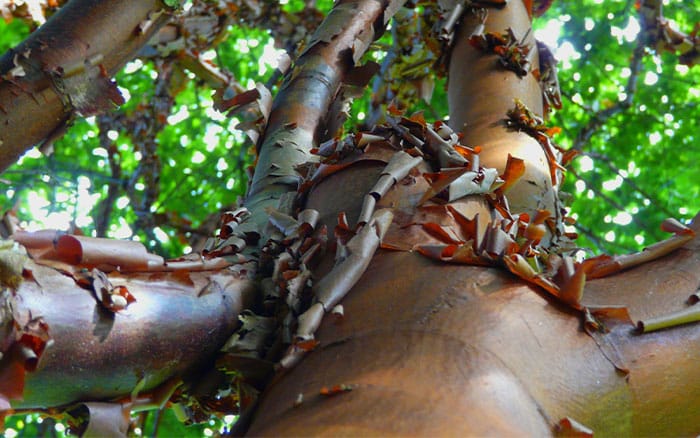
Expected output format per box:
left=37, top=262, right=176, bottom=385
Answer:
left=1, top=0, right=700, bottom=434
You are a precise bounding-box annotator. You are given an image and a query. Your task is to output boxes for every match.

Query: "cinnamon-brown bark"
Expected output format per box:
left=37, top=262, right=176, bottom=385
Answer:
left=9, top=259, right=256, bottom=409
left=246, top=2, right=700, bottom=435
left=245, top=0, right=404, bottom=228
left=2, top=0, right=700, bottom=435
left=249, top=214, right=700, bottom=435
left=0, top=0, right=171, bottom=172
left=448, top=0, right=558, bottom=232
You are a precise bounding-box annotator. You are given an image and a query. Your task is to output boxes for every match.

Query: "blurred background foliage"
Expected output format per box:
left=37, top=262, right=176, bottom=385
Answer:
left=539, top=0, right=700, bottom=254
left=1, top=0, right=698, bottom=260
left=0, top=0, right=699, bottom=432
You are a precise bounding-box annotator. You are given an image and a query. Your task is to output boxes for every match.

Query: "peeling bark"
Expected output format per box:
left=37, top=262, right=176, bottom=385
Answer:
left=10, top=259, right=256, bottom=409
left=0, top=0, right=172, bottom=172
left=244, top=2, right=700, bottom=435
left=245, top=0, right=406, bottom=229
left=2, top=0, right=700, bottom=435
left=248, top=142, right=700, bottom=436
left=448, top=1, right=559, bottom=232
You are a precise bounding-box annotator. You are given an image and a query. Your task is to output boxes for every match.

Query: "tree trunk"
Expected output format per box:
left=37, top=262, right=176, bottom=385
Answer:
left=448, top=0, right=557, bottom=226
left=245, top=2, right=700, bottom=436
left=247, top=216, right=700, bottom=435
left=1, top=0, right=700, bottom=436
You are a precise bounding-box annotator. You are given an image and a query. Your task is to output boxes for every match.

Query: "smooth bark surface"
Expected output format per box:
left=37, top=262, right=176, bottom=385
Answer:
left=246, top=2, right=700, bottom=435
left=12, top=260, right=256, bottom=409
left=1, top=0, right=700, bottom=436
left=448, top=0, right=557, bottom=225
left=248, top=150, right=700, bottom=436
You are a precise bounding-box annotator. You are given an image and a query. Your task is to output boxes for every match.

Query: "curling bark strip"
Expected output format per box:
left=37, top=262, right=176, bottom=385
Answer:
left=250, top=189, right=700, bottom=435
left=0, top=0, right=172, bottom=173
left=447, top=0, right=560, bottom=233
left=245, top=0, right=405, bottom=221
left=245, top=1, right=700, bottom=434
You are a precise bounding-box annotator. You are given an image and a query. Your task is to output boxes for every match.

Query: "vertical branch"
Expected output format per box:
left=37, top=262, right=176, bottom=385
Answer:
left=127, top=60, right=175, bottom=253
left=245, top=0, right=406, bottom=222
left=95, top=115, right=124, bottom=237
left=572, top=36, right=645, bottom=151
left=447, top=2, right=559, bottom=238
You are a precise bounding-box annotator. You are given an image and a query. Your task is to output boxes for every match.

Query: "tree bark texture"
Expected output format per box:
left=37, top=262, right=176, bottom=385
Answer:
left=247, top=146, right=700, bottom=436
left=1, top=0, right=700, bottom=436
left=245, top=2, right=700, bottom=435
left=448, top=0, right=557, bottom=221
left=7, top=259, right=256, bottom=409
left=0, top=0, right=172, bottom=172
left=246, top=0, right=404, bottom=229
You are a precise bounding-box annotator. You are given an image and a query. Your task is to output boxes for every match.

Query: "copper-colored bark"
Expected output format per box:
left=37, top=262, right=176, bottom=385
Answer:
left=246, top=0, right=404, bottom=226
left=448, top=1, right=557, bottom=223
left=12, top=260, right=256, bottom=409
left=3, top=0, right=700, bottom=435
left=248, top=152, right=700, bottom=436
left=245, top=2, right=700, bottom=434
left=0, top=0, right=171, bottom=172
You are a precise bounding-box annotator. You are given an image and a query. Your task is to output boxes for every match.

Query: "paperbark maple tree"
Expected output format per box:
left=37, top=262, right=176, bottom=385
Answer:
left=1, top=0, right=700, bottom=436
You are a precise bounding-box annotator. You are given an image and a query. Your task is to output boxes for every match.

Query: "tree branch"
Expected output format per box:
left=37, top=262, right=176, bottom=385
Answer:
left=568, top=167, right=651, bottom=231
left=94, top=114, right=123, bottom=237
left=0, top=0, right=174, bottom=173
left=585, top=150, right=677, bottom=218
left=573, top=219, right=635, bottom=254
left=245, top=0, right=407, bottom=228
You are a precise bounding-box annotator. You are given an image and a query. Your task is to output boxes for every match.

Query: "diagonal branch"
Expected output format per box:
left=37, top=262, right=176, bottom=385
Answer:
left=0, top=0, right=175, bottom=173
left=573, top=220, right=635, bottom=254
left=585, top=150, right=677, bottom=218
left=568, top=167, right=651, bottom=231
left=245, top=0, right=406, bottom=225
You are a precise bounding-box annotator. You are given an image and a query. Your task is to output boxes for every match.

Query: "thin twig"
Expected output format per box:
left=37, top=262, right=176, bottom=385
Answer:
left=573, top=220, right=635, bottom=254
left=94, top=115, right=123, bottom=237
left=584, top=151, right=676, bottom=218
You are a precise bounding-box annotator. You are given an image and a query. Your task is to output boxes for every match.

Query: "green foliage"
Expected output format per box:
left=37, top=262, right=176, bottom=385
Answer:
left=537, top=0, right=700, bottom=254
left=2, top=414, right=69, bottom=438
left=0, top=16, right=264, bottom=258
left=1, top=0, right=696, bottom=256
left=1, top=0, right=700, bottom=433
left=137, top=408, right=235, bottom=437
left=1, top=407, right=234, bottom=437
left=0, top=19, right=30, bottom=49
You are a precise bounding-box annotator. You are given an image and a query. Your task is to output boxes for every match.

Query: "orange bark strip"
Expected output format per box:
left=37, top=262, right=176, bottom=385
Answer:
left=587, top=232, right=695, bottom=279
left=55, top=235, right=165, bottom=270
left=14, top=231, right=165, bottom=271
left=498, top=154, right=526, bottom=194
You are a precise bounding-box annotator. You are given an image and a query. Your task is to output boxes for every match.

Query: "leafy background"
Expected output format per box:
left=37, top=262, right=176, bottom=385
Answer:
left=1, top=0, right=698, bottom=258
left=1, top=0, right=698, bottom=435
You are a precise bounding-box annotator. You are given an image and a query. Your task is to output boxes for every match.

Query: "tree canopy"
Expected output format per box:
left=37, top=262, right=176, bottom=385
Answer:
left=1, top=0, right=699, bottom=435
left=1, top=0, right=697, bottom=259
